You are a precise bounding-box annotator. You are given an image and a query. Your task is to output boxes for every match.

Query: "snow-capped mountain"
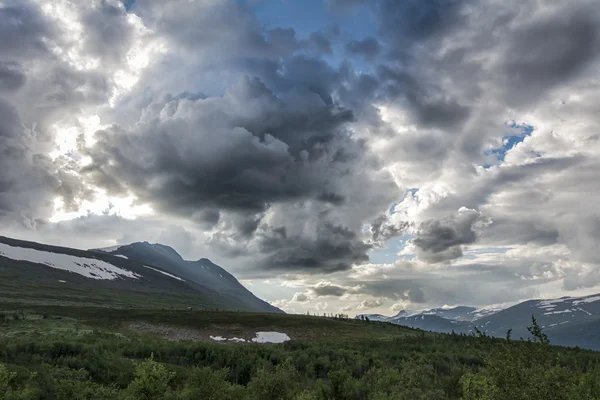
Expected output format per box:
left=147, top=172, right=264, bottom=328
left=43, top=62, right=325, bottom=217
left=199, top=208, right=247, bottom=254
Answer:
left=362, top=295, right=600, bottom=349
left=360, top=306, right=499, bottom=325
left=0, top=236, right=281, bottom=313
left=471, top=294, right=600, bottom=348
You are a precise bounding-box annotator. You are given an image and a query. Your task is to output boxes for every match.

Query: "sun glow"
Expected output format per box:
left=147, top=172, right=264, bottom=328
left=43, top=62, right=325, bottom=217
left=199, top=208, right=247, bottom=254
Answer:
left=49, top=114, right=105, bottom=160
left=49, top=192, right=154, bottom=223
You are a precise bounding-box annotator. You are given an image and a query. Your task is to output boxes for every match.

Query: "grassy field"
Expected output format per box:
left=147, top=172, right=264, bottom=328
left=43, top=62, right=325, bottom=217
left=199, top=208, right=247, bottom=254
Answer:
left=1, top=303, right=600, bottom=398
left=0, top=304, right=418, bottom=344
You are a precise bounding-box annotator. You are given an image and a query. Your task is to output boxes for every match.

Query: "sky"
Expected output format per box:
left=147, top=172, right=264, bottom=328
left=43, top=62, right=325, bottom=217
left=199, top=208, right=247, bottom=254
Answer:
left=1, top=0, right=600, bottom=316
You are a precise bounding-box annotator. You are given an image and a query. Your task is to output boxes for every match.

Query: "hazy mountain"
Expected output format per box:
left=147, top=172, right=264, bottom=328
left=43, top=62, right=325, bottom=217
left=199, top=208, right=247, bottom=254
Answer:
left=0, top=236, right=281, bottom=313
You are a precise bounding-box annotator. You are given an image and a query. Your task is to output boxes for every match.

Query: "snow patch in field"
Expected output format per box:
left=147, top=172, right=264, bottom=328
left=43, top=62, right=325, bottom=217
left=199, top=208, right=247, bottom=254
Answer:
left=573, top=296, right=600, bottom=305
left=228, top=337, right=246, bottom=342
left=143, top=265, right=185, bottom=282
left=210, top=336, right=226, bottom=341
left=0, top=243, right=140, bottom=280
left=251, top=332, right=290, bottom=343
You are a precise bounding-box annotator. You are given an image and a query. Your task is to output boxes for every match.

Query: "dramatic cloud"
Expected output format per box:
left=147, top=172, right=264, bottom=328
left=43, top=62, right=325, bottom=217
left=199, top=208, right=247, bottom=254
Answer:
left=2, top=0, right=600, bottom=315
left=413, top=208, right=491, bottom=263
left=311, top=281, right=352, bottom=297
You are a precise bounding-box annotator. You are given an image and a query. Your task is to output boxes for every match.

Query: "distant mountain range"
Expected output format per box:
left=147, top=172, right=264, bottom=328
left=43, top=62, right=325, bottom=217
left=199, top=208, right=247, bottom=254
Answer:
left=0, top=236, right=281, bottom=313
left=360, top=295, right=600, bottom=350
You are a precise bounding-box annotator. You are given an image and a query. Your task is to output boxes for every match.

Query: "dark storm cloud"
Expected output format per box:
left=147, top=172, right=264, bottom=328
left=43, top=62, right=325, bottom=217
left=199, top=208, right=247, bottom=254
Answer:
left=0, top=63, right=26, bottom=92
left=0, top=99, right=20, bottom=138
left=82, top=76, right=356, bottom=214
left=0, top=2, right=54, bottom=60
left=376, top=0, right=467, bottom=51
left=311, top=281, right=353, bottom=297
left=80, top=0, right=137, bottom=65
left=345, top=37, right=380, bottom=61
left=257, top=220, right=371, bottom=273
left=261, top=55, right=342, bottom=106
left=65, top=0, right=401, bottom=275
left=207, top=216, right=375, bottom=274
left=377, top=65, right=471, bottom=130
left=196, top=209, right=221, bottom=228
left=79, top=64, right=399, bottom=273
left=413, top=209, right=490, bottom=263
left=369, top=214, right=409, bottom=244
left=500, top=5, right=600, bottom=106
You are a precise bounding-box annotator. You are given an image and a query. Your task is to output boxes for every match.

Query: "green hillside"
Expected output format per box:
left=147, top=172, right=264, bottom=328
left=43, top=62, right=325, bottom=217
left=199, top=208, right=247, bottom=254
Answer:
left=0, top=304, right=600, bottom=399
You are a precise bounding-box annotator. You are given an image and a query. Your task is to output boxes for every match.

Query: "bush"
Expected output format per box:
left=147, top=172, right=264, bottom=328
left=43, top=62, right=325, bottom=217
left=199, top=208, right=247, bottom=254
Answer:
left=121, top=354, right=175, bottom=400
left=247, top=360, right=299, bottom=400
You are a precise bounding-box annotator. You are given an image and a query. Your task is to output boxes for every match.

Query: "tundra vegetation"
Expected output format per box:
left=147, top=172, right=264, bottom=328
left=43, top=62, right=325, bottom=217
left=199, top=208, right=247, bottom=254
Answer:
left=0, top=307, right=598, bottom=400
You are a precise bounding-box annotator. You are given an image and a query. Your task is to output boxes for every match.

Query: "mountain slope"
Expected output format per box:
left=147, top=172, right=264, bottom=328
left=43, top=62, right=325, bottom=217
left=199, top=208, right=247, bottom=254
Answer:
left=368, top=295, right=600, bottom=349
left=92, top=242, right=281, bottom=313
left=0, top=236, right=280, bottom=313
left=474, top=294, right=600, bottom=348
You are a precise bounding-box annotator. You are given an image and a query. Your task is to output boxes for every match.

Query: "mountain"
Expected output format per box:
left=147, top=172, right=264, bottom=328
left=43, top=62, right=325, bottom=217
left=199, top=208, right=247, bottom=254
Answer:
left=0, top=235, right=281, bottom=313
left=473, top=294, right=600, bottom=348
left=366, top=295, right=600, bottom=350
left=91, top=242, right=281, bottom=313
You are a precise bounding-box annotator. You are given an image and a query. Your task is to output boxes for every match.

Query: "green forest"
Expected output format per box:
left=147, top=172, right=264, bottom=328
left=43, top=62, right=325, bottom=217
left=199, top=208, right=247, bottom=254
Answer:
left=1, top=311, right=600, bottom=400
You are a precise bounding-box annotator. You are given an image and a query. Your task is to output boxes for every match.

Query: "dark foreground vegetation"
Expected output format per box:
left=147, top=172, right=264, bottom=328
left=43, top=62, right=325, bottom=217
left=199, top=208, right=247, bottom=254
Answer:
left=0, top=309, right=600, bottom=400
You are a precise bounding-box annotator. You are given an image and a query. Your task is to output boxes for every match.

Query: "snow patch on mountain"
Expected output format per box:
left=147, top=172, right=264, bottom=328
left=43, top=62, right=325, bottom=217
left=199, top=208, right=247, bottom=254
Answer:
left=143, top=265, right=185, bottom=282
left=0, top=242, right=140, bottom=280
left=543, top=309, right=573, bottom=315
left=573, top=296, right=600, bottom=305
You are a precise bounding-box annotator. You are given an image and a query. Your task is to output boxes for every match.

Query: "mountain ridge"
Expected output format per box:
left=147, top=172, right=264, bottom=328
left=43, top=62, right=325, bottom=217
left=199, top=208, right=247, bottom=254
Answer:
left=0, top=235, right=281, bottom=313
left=91, top=241, right=282, bottom=313
left=359, top=294, right=600, bottom=349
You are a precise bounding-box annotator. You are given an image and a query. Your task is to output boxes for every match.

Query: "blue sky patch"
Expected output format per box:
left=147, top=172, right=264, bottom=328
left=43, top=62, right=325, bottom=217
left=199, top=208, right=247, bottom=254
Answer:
left=369, top=233, right=415, bottom=264
left=482, top=122, right=535, bottom=168
left=122, top=0, right=135, bottom=11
